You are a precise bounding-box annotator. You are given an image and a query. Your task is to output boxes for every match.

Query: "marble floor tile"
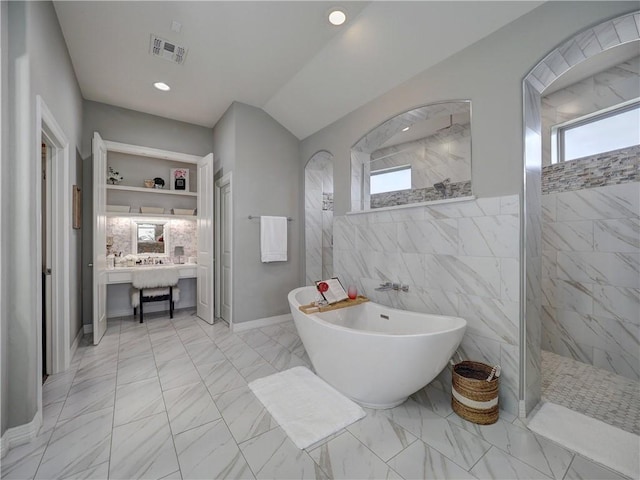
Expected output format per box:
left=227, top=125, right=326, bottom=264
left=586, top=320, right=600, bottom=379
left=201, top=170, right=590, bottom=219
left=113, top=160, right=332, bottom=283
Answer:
left=383, top=399, right=492, bottom=470
left=564, top=455, right=631, bottom=480
left=470, top=446, right=553, bottom=480
left=185, top=340, right=227, bottom=368
left=411, top=384, right=454, bottom=417
left=239, top=427, right=327, bottom=479
left=214, top=386, right=275, bottom=444
left=163, top=381, right=221, bottom=434
left=346, top=408, right=418, bottom=462
left=117, top=352, right=158, bottom=385
left=156, top=355, right=201, bottom=391
left=58, top=372, right=117, bottom=421
left=308, top=431, right=402, bottom=479
left=449, top=414, right=574, bottom=479
left=386, top=439, right=477, bottom=480
left=238, top=360, right=278, bottom=383
left=114, top=376, right=166, bottom=426
left=42, top=370, right=76, bottom=406
left=8, top=310, right=637, bottom=480
left=200, top=360, right=247, bottom=395
left=0, top=430, right=52, bottom=480
left=35, top=407, right=113, bottom=479
left=174, top=419, right=255, bottom=480
left=109, top=411, right=179, bottom=480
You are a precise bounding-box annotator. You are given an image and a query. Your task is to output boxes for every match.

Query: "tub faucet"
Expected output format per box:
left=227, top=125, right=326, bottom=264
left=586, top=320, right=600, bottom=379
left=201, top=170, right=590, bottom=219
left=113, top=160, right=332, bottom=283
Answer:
left=375, top=282, right=393, bottom=291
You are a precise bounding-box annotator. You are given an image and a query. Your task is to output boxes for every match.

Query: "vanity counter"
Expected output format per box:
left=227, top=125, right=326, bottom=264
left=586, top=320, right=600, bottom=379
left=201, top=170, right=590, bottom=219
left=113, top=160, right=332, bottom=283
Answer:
left=106, top=264, right=197, bottom=284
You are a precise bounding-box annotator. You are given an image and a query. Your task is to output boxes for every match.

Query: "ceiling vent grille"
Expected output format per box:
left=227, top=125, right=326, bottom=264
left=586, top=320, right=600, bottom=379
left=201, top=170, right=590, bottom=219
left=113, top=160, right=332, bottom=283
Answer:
left=149, top=34, right=188, bottom=65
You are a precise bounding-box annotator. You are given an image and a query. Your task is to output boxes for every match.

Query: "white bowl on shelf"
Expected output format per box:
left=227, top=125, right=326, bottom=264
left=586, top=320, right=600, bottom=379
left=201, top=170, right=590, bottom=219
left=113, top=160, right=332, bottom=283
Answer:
left=107, top=205, right=130, bottom=213
left=173, top=208, right=195, bottom=216
left=140, top=206, right=164, bottom=214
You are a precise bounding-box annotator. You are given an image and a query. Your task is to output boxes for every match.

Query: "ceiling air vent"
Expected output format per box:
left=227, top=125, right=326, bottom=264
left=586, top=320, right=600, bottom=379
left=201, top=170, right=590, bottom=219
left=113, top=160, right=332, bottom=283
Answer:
left=149, top=34, right=188, bottom=65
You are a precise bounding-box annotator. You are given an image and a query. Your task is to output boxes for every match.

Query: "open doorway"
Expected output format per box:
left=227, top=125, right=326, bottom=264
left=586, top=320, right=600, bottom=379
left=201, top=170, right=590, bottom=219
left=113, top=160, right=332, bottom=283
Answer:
left=215, top=173, right=232, bottom=327
left=41, top=142, right=52, bottom=382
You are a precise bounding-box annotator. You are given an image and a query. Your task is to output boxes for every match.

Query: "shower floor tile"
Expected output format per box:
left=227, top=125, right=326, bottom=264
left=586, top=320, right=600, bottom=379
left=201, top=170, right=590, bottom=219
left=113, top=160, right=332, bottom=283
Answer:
left=541, top=350, right=640, bottom=435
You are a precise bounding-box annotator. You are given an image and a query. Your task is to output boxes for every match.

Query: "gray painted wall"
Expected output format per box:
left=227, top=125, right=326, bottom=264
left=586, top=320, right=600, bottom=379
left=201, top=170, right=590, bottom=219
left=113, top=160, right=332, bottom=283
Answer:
left=81, top=101, right=214, bottom=327
left=213, top=102, right=301, bottom=324
left=300, top=1, right=638, bottom=216
left=3, top=0, right=83, bottom=432
left=1, top=0, right=9, bottom=437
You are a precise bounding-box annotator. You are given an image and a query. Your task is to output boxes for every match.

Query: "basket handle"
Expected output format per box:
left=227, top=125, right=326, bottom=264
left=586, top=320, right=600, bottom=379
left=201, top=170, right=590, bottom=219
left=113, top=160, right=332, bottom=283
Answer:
left=487, top=365, right=501, bottom=382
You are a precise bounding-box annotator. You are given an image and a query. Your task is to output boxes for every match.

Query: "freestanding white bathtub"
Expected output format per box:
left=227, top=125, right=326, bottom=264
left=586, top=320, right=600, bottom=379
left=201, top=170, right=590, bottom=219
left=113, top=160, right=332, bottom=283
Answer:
left=288, top=286, right=467, bottom=409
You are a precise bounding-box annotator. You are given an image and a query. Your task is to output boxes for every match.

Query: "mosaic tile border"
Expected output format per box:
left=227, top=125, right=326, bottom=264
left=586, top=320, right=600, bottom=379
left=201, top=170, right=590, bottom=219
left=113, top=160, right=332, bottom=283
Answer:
left=370, top=180, right=472, bottom=208
left=542, top=145, right=639, bottom=194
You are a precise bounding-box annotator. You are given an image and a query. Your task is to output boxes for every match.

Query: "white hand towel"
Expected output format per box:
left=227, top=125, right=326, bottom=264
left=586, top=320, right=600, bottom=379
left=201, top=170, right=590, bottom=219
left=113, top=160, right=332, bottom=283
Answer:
left=260, top=216, right=288, bottom=262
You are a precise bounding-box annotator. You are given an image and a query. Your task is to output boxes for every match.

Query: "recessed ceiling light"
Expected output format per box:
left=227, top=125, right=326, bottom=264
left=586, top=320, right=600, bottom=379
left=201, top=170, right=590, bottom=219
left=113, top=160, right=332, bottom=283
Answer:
left=402, top=126, right=410, bottom=132
left=153, top=82, right=171, bottom=91
left=328, top=9, right=347, bottom=26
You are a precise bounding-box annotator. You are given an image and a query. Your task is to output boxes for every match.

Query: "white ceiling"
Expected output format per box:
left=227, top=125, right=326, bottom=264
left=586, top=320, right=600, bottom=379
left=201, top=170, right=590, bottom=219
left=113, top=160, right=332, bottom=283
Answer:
left=53, top=1, right=544, bottom=140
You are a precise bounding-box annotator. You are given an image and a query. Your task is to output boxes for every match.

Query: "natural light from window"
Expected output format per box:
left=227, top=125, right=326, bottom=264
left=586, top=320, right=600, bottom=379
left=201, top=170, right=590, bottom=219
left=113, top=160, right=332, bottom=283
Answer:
left=561, top=103, right=640, bottom=162
left=370, top=166, right=411, bottom=194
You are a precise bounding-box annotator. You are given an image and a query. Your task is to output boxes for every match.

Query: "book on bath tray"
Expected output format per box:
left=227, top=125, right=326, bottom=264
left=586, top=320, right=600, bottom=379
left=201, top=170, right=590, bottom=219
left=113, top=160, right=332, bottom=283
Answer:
left=316, top=277, right=348, bottom=304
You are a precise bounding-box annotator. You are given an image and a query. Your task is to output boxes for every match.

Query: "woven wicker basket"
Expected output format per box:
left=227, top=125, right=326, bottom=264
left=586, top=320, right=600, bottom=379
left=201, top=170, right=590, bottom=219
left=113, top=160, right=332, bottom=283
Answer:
left=451, top=360, right=499, bottom=425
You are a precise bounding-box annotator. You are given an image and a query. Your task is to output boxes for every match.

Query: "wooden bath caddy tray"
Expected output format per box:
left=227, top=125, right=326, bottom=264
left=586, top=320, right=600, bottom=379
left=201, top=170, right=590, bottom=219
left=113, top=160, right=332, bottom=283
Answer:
left=299, top=295, right=369, bottom=314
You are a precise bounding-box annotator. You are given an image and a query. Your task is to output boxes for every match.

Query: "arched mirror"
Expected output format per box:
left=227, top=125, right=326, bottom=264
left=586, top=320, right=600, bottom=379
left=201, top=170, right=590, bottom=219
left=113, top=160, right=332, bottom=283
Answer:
left=132, top=219, right=170, bottom=255
left=351, top=101, right=472, bottom=211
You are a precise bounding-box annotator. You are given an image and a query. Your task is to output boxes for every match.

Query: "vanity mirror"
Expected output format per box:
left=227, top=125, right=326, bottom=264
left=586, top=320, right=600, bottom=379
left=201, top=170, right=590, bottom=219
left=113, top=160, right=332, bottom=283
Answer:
left=132, top=219, right=170, bottom=255
left=351, top=101, right=472, bottom=211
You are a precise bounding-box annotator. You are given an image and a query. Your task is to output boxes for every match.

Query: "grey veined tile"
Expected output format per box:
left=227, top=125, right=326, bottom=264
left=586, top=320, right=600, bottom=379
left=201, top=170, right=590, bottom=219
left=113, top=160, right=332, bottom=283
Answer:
left=174, top=419, right=255, bottom=480
left=35, top=407, right=113, bottom=479
left=58, top=372, right=117, bottom=421
left=163, top=381, right=221, bottom=435
left=448, top=415, right=573, bottom=479
left=214, top=386, right=276, bottom=443
left=382, top=399, right=491, bottom=470
left=564, top=455, right=631, bottom=480
left=387, top=439, right=477, bottom=480
left=470, top=446, right=554, bottom=479
left=114, top=376, right=165, bottom=427
left=346, top=408, right=418, bottom=462
left=308, top=431, right=402, bottom=479
left=109, top=411, right=179, bottom=480
left=240, top=427, right=326, bottom=479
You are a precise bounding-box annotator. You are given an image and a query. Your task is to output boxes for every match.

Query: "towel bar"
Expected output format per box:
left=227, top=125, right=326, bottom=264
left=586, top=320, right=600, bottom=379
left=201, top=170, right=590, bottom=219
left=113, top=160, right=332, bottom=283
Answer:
left=248, top=215, right=293, bottom=221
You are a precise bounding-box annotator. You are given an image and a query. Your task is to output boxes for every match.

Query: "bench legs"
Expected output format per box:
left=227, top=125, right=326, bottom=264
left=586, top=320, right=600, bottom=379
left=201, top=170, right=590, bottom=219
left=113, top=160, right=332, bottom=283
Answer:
left=135, top=287, right=174, bottom=323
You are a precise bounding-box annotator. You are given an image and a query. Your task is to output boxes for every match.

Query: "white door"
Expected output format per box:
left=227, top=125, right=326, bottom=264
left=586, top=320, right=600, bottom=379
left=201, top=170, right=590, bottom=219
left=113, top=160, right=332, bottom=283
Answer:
left=219, top=180, right=232, bottom=323
left=197, top=153, right=214, bottom=324
left=92, top=132, right=108, bottom=344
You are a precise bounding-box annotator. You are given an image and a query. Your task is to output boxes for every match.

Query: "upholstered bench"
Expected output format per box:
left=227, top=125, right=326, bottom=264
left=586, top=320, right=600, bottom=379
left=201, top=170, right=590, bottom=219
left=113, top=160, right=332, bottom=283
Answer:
left=131, top=267, right=180, bottom=323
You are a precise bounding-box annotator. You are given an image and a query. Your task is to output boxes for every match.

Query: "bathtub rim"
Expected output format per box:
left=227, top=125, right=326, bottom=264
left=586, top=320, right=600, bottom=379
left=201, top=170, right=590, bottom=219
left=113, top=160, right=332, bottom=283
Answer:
left=288, top=286, right=466, bottom=338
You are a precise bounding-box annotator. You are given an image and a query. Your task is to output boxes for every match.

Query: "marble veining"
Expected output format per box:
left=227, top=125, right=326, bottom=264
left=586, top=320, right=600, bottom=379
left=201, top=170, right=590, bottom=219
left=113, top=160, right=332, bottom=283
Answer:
left=5, top=312, right=636, bottom=480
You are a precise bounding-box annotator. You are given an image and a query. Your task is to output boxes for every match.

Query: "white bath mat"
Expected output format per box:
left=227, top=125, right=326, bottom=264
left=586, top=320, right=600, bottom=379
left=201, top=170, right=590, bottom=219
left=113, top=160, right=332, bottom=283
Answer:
left=248, top=366, right=366, bottom=449
left=528, top=402, right=640, bottom=479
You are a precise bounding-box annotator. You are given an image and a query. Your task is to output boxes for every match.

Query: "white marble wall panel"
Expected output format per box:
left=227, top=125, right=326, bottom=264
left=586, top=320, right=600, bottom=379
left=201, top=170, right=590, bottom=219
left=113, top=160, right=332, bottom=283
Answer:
left=542, top=183, right=640, bottom=381
left=333, top=194, right=521, bottom=415
left=305, top=153, right=333, bottom=283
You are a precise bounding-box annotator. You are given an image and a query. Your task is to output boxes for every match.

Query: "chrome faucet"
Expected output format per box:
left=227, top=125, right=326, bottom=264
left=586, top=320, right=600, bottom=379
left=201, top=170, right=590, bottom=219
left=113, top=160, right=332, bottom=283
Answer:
left=375, top=281, right=409, bottom=292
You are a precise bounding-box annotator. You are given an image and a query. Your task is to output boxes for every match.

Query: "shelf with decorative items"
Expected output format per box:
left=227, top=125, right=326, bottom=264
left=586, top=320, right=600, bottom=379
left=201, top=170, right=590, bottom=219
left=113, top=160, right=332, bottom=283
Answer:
left=105, top=140, right=200, bottom=216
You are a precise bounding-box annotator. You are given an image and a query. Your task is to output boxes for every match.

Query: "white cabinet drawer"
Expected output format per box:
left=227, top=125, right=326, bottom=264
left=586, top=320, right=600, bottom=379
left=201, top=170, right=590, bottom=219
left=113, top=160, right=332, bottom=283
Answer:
left=107, top=271, right=132, bottom=283
left=179, top=267, right=197, bottom=278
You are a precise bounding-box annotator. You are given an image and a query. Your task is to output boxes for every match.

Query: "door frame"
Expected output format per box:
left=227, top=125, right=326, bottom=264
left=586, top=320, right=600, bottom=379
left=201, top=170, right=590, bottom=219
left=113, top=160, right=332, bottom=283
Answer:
left=35, top=96, right=71, bottom=382
left=215, top=172, right=232, bottom=326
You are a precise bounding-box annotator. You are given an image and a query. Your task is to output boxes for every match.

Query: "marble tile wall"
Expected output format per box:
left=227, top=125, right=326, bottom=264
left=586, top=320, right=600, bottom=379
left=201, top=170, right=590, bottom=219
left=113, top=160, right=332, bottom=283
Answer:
left=333, top=194, right=521, bottom=415
left=541, top=56, right=639, bottom=167
left=305, top=153, right=333, bottom=285
left=106, top=217, right=198, bottom=258
left=541, top=182, right=640, bottom=381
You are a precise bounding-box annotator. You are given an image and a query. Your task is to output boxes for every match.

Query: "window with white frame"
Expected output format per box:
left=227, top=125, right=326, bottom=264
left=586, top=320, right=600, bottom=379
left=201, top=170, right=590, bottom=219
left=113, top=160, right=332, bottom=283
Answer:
left=552, top=101, right=640, bottom=164
left=370, top=165, right=411, bottom=194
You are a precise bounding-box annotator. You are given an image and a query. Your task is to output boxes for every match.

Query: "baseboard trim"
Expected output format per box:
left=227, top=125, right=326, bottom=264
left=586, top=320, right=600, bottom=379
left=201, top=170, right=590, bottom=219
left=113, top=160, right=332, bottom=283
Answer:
left=232, top=313, right=292, bottom=333
left=0, top=411, right=42, bottom=459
